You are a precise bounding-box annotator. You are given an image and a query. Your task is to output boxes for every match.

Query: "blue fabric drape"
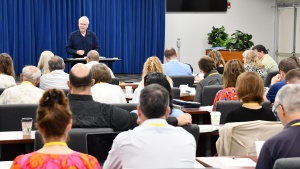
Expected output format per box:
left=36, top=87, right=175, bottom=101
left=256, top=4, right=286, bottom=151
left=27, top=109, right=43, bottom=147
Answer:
left=0, top=0, right=165, bottom=74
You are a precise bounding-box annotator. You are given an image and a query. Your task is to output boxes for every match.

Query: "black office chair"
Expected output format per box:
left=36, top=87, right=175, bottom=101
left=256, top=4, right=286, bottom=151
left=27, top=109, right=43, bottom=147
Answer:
left=264, top=70, right=279, bottom=87
left=201, top=85, right=223, bottom=106
left=0, top=88, right=5, bottom=95
left=110, top=78, right=120, bottom=85
left=273, top=157, right=300, bottom=169
left=171, top=87, right=180, bottom=99
left=169, top=76, right=194, bottom=88
left=216, top=100, right=271, bottom=124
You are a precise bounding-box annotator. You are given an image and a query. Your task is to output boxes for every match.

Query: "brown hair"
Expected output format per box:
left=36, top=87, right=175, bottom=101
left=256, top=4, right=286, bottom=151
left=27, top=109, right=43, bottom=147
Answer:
left=0, top=53, right=16, bottom=78
left=242, top=50, right=264, bottom=69
left=285, top=69, right=300, bottom=84
left=236, top=72, right=264, bottom=104
left=198, top=56, right=216, bottom=74
left=36, top=89, right=71, bottom=140
left=91, top=63, right=112, bottom=83
left=208, top=50, right=225, bottom=67
left=164, top=48, right=176, bottom=59
left=278, top=57, right=299, bottom=73
left=223, top=59, right=245, bottom=88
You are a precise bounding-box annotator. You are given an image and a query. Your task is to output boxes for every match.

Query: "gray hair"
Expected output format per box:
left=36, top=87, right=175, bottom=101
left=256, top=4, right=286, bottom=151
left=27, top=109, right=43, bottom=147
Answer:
left=275, top=84, right=300, bottom=114
left=87, top=50, right=100, bottom=61
left=22, top=65, right=41, bottom=83
left=48, top=56, right=65, bottom=71
left=78, top=16, right=89, bottom=25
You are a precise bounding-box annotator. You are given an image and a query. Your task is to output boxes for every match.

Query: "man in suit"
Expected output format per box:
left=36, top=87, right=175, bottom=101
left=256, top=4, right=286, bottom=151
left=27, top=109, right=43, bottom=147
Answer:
left=256, top=84, right=300, bottom=169
left=103, top=84, right=196, bottom=169
left=163, top=48, right=192, bottom=76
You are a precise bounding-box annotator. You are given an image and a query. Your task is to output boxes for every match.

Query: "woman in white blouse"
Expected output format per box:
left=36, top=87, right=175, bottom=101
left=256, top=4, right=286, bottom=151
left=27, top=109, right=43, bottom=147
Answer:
left=0, top=53, right=17, bottom=88
left=90, top=63, right=127, bottom=103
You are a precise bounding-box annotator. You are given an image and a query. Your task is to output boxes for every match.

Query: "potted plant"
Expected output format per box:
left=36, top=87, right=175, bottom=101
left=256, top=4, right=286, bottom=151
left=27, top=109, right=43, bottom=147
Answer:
left=207, top=26, right=229, bottom=47
left=226, top=30, right=254, bottom=50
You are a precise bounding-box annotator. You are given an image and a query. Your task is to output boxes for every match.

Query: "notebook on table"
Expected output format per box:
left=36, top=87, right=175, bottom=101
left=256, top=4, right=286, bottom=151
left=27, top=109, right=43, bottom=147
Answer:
left=86, top=132, right=120, bottom=165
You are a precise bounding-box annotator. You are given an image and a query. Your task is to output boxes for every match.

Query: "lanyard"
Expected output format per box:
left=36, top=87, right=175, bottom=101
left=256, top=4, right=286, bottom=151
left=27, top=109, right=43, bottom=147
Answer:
left=44, top=141, right=67, bottom=147
left=208, top=72, right=219, bottom=77
left=290, top=122, right=300, bottom=127
left=242, top=102, right=260, bottom=106
left=148, top=123, right=167, bottom=127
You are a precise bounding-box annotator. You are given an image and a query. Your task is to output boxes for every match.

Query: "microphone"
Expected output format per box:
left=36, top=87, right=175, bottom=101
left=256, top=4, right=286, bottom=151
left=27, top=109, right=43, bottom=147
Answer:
left=177, top=38, right=181, bottom=48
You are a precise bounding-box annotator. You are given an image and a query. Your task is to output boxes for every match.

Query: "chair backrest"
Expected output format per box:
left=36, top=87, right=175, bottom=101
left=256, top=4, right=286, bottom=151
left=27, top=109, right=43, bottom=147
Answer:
left=216, top=120, right=283, bottom=156
left=181, top=124, right=199, bottom=145
left=34, top=128, right=114, bottom=153
left=216, top=100, right=271, bottom=124
left=61, top=88, right=69, bottom=96
left=273, top=157, right=300, bottom=169
left=264, top=70, right=279, bottom=87
left=201, top=85, right=223, bottom=106
left=0, top=104, right=38, bottom=131
left=112, top=103, right=138, bottom=112
left=86, top=132, right=121, bottom=165
left=0, top=88, right=5, bottom=95
left=110, top=78, right=120, bottom=85
left=169, top=76, right=194, bottom=87
left=171, top=87, right=180, bottom=99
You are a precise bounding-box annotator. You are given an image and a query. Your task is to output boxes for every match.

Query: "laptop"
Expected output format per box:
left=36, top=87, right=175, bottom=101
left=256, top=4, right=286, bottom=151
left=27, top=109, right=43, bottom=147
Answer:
left=86, top=132, right=120, bottom=165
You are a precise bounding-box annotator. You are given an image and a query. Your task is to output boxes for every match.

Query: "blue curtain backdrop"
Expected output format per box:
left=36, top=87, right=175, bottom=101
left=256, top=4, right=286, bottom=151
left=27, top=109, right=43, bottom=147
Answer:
left=0, top=0, right=165, bottom=74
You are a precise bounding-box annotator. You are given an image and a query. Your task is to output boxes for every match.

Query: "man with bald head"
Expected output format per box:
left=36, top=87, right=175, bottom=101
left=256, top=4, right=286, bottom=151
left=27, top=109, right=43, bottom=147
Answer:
left=0, top=65, right=44, bottom=104
left=85, top=50, right=115, bottom=78
left=39, top=56, right=69, bottom=90
left=66, top=16, right=100, bottom=58
left=67, top=63, right=185, bottom=130
left=163, top=48, right=192, bottom=76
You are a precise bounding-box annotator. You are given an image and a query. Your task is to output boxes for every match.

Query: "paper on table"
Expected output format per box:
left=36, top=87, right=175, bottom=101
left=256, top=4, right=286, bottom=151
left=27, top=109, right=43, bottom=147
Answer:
left=199, top=125, right=221, bottom=133
left=217, top=157, right=256, bottom=167
left=194, top=160, right=205, bottom=168
left=200, top=106, right=213, bottom=112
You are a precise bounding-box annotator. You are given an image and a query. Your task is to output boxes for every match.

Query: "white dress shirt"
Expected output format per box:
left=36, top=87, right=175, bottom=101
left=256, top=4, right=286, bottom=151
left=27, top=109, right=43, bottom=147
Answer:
left=91, top=83, right=127, bottom=104
left=39, top=70, right=69, bottom=90
left=103, top=119, right=196, bottom=169
left=0, top=74, right=16, bottom=88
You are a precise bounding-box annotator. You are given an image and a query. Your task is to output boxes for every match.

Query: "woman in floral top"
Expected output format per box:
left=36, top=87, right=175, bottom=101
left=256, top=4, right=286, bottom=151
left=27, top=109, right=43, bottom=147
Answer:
left=212, top=59, right=245, bottom=110
left=243, top=50, right=267, bottom=81
left=11, top=89, right=101, bottom=169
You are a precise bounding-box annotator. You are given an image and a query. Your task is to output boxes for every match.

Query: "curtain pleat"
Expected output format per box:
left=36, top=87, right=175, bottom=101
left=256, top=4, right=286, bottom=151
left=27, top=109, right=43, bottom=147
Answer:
left=0, top=0, right=165, bottom=74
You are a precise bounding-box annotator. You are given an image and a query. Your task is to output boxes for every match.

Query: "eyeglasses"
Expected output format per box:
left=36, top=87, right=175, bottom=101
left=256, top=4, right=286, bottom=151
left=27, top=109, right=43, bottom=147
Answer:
left=273, top=104, right=282, bottom=117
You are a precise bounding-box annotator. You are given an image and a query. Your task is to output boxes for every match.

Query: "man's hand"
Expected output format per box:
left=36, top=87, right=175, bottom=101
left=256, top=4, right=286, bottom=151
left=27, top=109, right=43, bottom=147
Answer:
left=271, top=74, right=281, bottom=86
left=177, top=113, right=192, bottom=126
left=76, top=50, right=85, bottom=55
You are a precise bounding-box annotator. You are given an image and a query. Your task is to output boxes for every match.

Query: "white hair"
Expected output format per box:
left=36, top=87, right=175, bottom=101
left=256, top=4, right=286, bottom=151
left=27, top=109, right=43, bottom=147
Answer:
left=22, top=65, right=41, bottom=83
left=275, top=84, right=300, bottom=114
left=78, top=16, right=89, bottom=25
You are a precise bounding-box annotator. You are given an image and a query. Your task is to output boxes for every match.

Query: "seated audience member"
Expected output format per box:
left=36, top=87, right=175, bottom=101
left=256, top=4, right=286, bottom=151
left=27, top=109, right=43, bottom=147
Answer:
left=212, top=59, right=245, bottom=110
left=39, top=56, right=69, bottom=90
left=37, top=50, right=54, bottom=74
left=0, top=53, right=16, bottom=88
left=252, top=44, right=278, bottom=73
left=91, top=63, right=126, bottom=103
left=132, top=56, right=173, bottom=102
left=11, top=89, right=101, bottom=169
left=256, top=85, right=300, bottom=169
left=131, top=72, right=184, bottom=117
left=162, top=48, right=192, bottom=76
left=207, top=50, right=225, bottom=74
left=67, top=63, right=190, bottom=129
left=85, top=50, right=115, bottom=78
left=194, top=56, right=223, bottom=103
left=0, top=65, right=44, bottom=104
left=285, top=69, right=300, bottom=84
left=242, top=50, right=267, bottom=80
left=266, top=57, right=299, bottom=103
left=225, top=72, right=276, bottom=123
left=103, top=84, right=196, bottom=169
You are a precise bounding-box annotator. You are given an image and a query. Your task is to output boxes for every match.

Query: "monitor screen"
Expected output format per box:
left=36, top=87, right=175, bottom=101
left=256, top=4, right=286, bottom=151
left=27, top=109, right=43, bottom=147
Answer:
left=167, top=0, right=228, bottom=12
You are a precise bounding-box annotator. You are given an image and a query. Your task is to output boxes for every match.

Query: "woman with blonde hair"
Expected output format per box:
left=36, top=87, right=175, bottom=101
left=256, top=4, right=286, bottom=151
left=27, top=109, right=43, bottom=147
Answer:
left=11, top=89, right=101, bottom=168
left=208, top=50, right=226, bottom=74
left=37, top=50, right=54, bottom=74
left=0, top=53, right=16, bottom=88
left=243, top=50, right=267, bottom=80
left=132, top=56, right=173, bottom=102
left=212, top=59, right=245, bottom=110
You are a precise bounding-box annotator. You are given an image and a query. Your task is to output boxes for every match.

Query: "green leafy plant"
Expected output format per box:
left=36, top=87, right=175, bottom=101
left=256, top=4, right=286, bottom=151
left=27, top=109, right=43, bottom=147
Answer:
left=226, top=30, right=254, bottom=50
left=207, top=26, right=229, bottom=47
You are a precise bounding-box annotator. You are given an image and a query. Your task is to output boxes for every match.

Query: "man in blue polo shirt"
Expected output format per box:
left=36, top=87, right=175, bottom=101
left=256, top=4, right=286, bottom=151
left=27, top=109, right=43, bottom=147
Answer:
left=163, top=48, right=192, bottom=76
left=66, top=16, right=100, bottom=58
left=256, top=84, right=300, bottom=169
